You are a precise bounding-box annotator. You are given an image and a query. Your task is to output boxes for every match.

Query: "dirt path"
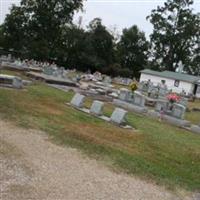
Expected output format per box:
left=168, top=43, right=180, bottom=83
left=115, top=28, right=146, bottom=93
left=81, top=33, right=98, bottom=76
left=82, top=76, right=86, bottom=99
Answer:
left=0, top=120, right=197, bottom=200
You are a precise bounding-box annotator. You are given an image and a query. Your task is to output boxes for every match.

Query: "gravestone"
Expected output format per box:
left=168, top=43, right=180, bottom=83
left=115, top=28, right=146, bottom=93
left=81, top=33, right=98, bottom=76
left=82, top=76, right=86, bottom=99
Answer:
left=43, top=67, right=54, bottom=75
left=179, top=97, right=188, bottom=107
left=119, top=88, right=130, bottom=101
left=133, top=92, right=145, bottom=107
left=171, top=103, right=186, bottom=119
left=110, top=108, right=127, bottom=125
left=191, top=124, right=200, bottom=134
left=90, top=100, right=104, bottom=116
left=158, top=87, right=168, bottom=97
left=70, top=93, right=85, bottom=108
left=155, top=100, right=168, bottom=112
left=13, top=77, right=23, bottom=89
left=149, top=87, right=159, bottom=99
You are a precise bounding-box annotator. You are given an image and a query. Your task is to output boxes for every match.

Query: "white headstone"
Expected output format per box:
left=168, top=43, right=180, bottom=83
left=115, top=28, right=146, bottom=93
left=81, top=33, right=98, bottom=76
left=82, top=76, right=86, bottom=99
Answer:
left=110, top=108, right=127, bottom=125
left=119, top=88, right=130, bottom=101
left=90, top=100, right=104, bottom=116
left=155, top=100, right=168, bottom=112
left=133, top=92, right=145, bottom=107
left=171, top=103, right=186, bottom=119
left=70, top=93, right=85, bottom=108
left=13, top=77, right=23, bottom=89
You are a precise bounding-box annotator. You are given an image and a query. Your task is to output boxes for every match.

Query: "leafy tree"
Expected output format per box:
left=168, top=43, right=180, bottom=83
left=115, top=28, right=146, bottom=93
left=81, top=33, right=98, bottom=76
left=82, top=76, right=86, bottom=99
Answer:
left=56, top=25, right=87, bottom=70
left=117, top=25, right=149, bottom=78
left=147, top=0, right=200, bottom=74
left=1, top=5, right=27, bottom=52
left=84, top=18, right=115, bottom=72
left=2, top=0, right=83, bottom=60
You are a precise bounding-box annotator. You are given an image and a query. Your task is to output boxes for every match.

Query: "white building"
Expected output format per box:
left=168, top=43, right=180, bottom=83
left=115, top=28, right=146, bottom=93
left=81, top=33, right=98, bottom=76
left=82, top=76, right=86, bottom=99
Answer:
left=140, top=69, right=200, bottom=97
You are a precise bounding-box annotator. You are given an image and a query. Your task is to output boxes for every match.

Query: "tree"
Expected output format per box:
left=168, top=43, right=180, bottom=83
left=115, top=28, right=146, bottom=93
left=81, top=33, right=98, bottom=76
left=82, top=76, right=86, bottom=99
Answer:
left=147, top=0, right=200, bottom=74
left=56, top=25, right=87, bottom=70
left=2, top=0, right=83, bottom=60
left=117, top=25, right=149, bottom=78
left=1, top=5, right=27, bottom=52
left=81, top=18, right=115, bottom=72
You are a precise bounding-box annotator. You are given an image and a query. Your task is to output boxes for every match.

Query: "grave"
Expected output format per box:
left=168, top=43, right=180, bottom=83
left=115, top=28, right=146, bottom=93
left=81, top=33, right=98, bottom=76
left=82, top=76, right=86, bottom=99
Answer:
left=133, top=92, right=145, bottom=107
left=155, top=100, right=168, bottom=112
left=179, top=97, right=188, bottom=107
left=70, top=93, right=85, bottom=108
left=110, top=108, right=127, bottom=125
left=119, top=88, right=131, bottom=101
left=158, top=87, right=168, bottom=97
left=148, top=110, right=191, bottom=127
left=171, top=103, right=186, bottom=120
left=0, top=74, right=23, bottom=89
left=191, top=124, right=200, bottom=134
left=90, top=100, right=104, bottom=116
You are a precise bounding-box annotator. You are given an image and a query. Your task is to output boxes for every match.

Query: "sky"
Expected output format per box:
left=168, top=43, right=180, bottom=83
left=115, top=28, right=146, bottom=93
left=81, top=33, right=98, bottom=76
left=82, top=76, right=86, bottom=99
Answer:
left=0, top=0, right=200, bottom=37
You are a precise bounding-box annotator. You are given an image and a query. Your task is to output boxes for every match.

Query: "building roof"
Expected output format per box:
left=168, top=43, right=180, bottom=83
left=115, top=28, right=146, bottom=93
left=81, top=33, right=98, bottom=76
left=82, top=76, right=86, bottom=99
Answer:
left=140, top=69, right=200, bottom=83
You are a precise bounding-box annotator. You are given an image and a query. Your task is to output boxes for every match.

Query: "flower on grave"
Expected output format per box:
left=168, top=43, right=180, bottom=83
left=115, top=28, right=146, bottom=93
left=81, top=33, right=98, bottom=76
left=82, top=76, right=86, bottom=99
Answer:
left=167, top=93, right=181, bottom=103
left=130, top=81, right=138, bottom=92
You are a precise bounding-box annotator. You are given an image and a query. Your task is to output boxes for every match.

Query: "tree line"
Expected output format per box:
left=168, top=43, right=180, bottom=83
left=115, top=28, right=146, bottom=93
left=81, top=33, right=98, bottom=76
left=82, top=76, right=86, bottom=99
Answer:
left=0, top=0, right=199, bottom=78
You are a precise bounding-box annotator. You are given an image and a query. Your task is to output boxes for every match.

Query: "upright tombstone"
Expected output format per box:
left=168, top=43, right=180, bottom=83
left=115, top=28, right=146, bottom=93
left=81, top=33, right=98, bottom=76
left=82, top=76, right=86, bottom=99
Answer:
left=43, top=67, right=54, bottom=75
left=191, top=123, right=200, bottom=134
left=158, top=87, right=168, bottom=97
left=110, top=108, right=127, bottom=125
left=119, top=88, right=131, bottom=102
left=149, top=87, right=159, bottom=99
left=90, top=100, right=104, bottom=116
left=179, top=97, right=188, bottom=107
left=133, top=92, right=145, bottom=107
left=171, top=103, right=186, bottom=119
left=70, top=93, right=85, bottom=108
left=155, top=100, right=168, bottom=112
left=12, top=77, right=23, bottom=89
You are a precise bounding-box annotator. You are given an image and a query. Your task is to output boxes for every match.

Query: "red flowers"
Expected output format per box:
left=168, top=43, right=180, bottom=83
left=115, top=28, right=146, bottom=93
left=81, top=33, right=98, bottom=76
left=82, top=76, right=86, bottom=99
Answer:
left=167, top=93, right=181, bottom=103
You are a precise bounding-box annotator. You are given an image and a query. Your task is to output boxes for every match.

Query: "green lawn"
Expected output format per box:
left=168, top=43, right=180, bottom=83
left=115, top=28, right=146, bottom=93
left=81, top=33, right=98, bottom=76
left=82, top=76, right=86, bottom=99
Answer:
left=0, top=75, right=200, bottom=191
left=185, top=100, right=200, bottom=125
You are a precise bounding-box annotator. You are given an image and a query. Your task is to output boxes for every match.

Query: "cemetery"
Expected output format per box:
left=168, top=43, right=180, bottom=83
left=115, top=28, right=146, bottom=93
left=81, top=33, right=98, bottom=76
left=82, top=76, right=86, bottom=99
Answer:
left=0, top=0, right=200, bottom=199
left=0, top=56, right=200, bottom=134
left=0, top=71, right=199, bottom=192
left=0, top=54, right=200, bottom=191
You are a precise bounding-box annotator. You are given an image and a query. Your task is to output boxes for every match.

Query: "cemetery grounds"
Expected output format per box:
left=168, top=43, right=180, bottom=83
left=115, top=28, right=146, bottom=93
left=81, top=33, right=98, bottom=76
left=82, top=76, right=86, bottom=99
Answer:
left=0, top=70, right=200, bottom=196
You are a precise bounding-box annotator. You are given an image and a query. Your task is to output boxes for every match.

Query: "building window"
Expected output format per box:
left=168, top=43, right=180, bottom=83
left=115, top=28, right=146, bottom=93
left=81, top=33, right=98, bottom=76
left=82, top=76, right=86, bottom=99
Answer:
left=161, top=80, right=166, bottom=84
left=174, top=80, right=180, bottom=87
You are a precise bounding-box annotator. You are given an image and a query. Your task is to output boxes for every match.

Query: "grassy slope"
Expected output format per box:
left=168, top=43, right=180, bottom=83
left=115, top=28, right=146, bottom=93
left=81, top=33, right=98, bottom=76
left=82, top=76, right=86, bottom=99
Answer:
left=185, top=100, right=200, bottom=125
left=0, top=82, right=199, bottom=192
left=0, top=69, right=199, bottom=190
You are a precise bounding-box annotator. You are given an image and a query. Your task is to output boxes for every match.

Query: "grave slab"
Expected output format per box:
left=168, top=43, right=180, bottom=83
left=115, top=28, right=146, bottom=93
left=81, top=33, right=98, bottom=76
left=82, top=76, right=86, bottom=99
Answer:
left=148, top=111, right=191, bottom=127
left=110, top=108, right=127, bottom=125
left=70, top=93, right=85, bottom=108
left=90, top=100, right=104, bottom=116
left=113, top=99, right=148, bottom=114
left=190, top=125, right=200, bottom=134
left=171, top=103, right=186, bottom=120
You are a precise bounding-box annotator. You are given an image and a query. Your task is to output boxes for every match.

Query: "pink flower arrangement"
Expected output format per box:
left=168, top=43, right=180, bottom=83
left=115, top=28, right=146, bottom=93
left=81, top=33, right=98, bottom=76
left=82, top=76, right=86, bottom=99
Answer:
left=167, top=93, right=181, bottom=103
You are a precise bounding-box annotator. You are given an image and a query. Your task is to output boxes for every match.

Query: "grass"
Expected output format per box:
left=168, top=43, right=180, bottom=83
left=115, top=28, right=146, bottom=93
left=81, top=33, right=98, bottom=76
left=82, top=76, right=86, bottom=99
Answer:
left=0, top=73, right=200, bottom=192
left=185, top=100, right=200, bottom=125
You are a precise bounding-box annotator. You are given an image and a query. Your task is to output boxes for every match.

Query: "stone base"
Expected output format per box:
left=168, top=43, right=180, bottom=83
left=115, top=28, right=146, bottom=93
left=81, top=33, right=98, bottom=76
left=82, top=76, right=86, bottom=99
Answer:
left=113, top=99, right=148, bottom=114
left=148, top=111, right=191, bottom=128
left=190, top=125, right=200, bottom=134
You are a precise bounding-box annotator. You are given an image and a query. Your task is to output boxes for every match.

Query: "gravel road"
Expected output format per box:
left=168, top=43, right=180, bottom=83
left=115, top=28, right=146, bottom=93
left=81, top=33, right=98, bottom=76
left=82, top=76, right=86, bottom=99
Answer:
left=0, top=120, right=197, bottom=200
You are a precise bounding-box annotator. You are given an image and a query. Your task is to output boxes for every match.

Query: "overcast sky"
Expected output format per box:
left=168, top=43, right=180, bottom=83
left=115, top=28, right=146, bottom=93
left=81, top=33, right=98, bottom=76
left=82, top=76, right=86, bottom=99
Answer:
left=0, top=0, right=200, bottom=37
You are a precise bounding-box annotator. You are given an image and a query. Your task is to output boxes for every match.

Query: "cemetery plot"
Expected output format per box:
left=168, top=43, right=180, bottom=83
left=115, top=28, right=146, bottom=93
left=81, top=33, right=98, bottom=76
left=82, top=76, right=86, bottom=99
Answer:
left=69, top=93, right=132, bottom=129
left=0, top=82, right=199, bottom=191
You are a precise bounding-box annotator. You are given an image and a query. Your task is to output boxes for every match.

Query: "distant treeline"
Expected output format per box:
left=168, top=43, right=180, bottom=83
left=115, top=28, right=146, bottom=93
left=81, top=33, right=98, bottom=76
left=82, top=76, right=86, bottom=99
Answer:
left=0, top=0, right=199, bottom=77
